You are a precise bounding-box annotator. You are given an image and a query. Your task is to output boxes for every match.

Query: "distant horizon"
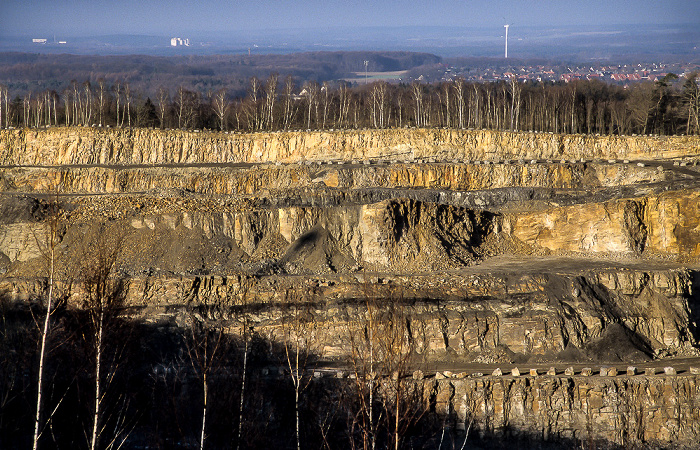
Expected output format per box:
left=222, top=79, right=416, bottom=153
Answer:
left=2, top=22, right=699, bottom=39
left=2, top=0, right=699, bottom=37
left=1, top=22, right=698, bottom=62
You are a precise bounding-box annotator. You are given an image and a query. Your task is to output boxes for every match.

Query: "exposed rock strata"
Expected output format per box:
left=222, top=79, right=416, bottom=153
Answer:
left=1, top=127, right=699, bottom=166
left=427, top=374, right=700, bottom=448
left=1, top=127, right=699, bottom=446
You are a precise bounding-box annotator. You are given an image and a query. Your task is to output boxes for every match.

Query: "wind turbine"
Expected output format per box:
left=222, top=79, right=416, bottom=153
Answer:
left=502, top=18, right=513, bottom=59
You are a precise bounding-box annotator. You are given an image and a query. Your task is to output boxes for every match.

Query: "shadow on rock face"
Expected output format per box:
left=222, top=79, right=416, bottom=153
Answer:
left=689, top=270, right=700, bottom=346
left=584, top=323, right=654, bottom=363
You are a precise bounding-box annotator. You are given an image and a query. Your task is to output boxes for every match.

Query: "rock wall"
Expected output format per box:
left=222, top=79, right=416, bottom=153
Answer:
left=2, top=191, right=698, bottom=281
left=504, top=191, right=700, bottom=258
left=428, top=373, right=700, bottom=448
left=0, top=161, right=669, bottom=195
left=1, top=127, right=699, bottom=166
left=5, top=266, right=695, bottom=360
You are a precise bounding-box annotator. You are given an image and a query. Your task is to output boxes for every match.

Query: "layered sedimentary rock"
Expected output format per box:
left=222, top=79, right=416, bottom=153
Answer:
left=1, top=127, right=699, bottom=446
left=0, top=160, right=672, bottom=194
left=429, top=373, right=700, bottom=448
left=1, top=127, right=699, bottom=166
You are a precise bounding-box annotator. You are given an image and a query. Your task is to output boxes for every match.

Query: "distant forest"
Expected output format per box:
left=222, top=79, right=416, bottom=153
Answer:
left=0, top=52, right=698, bottom=135
left=0, top=52, right=441, bottom=98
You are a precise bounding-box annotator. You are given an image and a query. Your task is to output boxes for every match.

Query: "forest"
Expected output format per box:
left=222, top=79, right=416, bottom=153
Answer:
left=0, top=70, right=698, bottom=136
left=0, top=52, right=441, bottom=99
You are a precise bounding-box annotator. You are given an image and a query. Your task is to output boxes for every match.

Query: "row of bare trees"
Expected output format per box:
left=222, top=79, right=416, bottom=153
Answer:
left=183, top=280, right=425, bottom=450
left=1, top=73, right=698, bottom=135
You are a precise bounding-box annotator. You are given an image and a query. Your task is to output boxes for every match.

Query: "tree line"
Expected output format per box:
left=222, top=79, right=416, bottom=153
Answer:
left=0, top=72, right=698, bottom=135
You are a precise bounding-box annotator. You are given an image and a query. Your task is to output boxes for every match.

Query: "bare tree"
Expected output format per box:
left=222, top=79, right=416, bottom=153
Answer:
left=454, top=78, right=465, bottom=129
left=175, top=86, right=199, bottom=130
left=683, top=73, right=700, bottom=134
left=113, top=82, right=122, bottom=128
left=78, top=225, right=129, bottom=450
left=124, top=83, right=132, bottom=128
left=22, top=93, right=30, bottom=127
left=509, top=77, right=521, bottom=131
left=442, top=82, right=451, bottom=128
left=156, top=86, right=169, bottom=129
left=395, top=87, right=404, bottom=128
left=176, top=86, right=186, bottom=129
left=0, top=84, right=6, bottom=128
left=280, top=289, right=323, bottom=450
left=376, top=294, right=417, bottom=450
left=346, top=284, right=418, bottom=450
left=628, top=83, right=655, bottom=134
left=371, top=82, right=388, bottom=128
left=32, top=192, right=62, bottom=450
left=184, top=285, right=234, bottom=450
left=321, top=81, right=331, bottom=129
left=83, top=81, right=93, bottom=126
left=213, top=88, right=228, bottom=131
left=412, top=82, right=423, bottom=128
left=73, top=85, right=81, bottom=126
left=33, top=94, right=45, bottom=128
left=303, top=81, right=319, bottom=129
left=347, top=292, right=380, bottom=450
left=247, top=77, right=262, bottom=130
left=97, top=79, right=106, bottom=127
left=233, top=277, right=255, bottom=450
left=282, top=76, right=296, bottom=130
left=337, top=81, right=350, bottom=129
left=264, top=73, right=278, bottom=130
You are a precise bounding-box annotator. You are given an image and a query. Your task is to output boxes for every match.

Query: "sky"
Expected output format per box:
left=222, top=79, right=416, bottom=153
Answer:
left=1, top=0, right=699, bottom=37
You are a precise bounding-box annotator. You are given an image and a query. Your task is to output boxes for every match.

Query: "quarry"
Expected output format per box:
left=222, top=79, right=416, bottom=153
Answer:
left=1, top=127, right=700, bottom=448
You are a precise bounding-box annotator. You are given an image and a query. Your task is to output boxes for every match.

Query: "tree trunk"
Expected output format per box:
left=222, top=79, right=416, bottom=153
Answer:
left=200, top=372, right=208, bottom=450
left=236, top=334, right=248, bottom=450
left=295, top=385, right=300, bottom=450
left=90, top=309, right=104, bottom=450
left=32, top=223, right=56, bottom=450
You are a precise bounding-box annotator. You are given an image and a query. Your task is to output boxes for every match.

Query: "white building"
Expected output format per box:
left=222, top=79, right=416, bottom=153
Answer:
left=32, top=38, right=47, bottom=44
left=171, top=37, right=190, bottom=47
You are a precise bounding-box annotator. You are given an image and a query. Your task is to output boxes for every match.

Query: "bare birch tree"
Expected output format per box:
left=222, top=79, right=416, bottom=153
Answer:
left=32, top=191, right=63, bottom=450
left=304, top=81, right=319, bottom=130
left=213, top=88, right=228, bottom=131
left=0, top=84, right=6, bottom=128
left=283, top=76, right=296, bottom=130
left=123, top=83, right=132, bottom=128
left=264, top=73, right=278, bottom=130
left=78, top=225, right=129, bottom=450
left=184, top=284, right=236, bottom=450
left=412, top=82, right=423, bottom=128
left=280, top=289, right=323, bottom=450
left=97, top=79, right=106, bottom=127
left=346, top=284, right=418, bottom=450
left=683, top=73, right=700, bottom=134
left=156, top=86, right=169, bottom=129
left=454, top=78, right=465, bottom=129
left=113, top=82, right=122, bottom=128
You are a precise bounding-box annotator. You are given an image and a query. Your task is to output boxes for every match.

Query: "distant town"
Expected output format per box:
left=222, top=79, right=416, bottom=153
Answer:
left=433, top=61, right=700, bottom=86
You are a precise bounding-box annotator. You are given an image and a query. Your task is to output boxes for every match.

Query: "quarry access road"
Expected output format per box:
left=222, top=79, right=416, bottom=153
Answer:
left=277, top=254, right=700, bottom=280
left=424, top=357, right=700, bottom=377
left=0, top=156, right=698, bottom=171
left=313, top=357, right=700, bottom=379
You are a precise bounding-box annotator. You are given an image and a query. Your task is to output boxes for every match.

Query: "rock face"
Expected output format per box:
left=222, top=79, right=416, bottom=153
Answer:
left=1, top=127, right=698, bottom=166
left=428, top=374, right=700, bottom=448
left=1, top=127, right=699, bottom=446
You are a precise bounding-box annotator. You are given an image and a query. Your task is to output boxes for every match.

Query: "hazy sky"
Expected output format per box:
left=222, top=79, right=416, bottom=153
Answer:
left=2, top=0, right=699, bottom=36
